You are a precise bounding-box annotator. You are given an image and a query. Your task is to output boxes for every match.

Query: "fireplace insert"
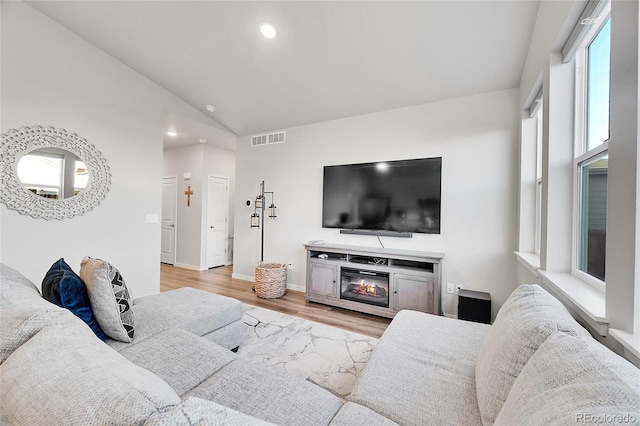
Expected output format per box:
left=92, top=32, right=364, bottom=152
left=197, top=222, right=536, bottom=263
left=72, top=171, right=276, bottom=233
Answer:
left=340, top=267, right=390, bottom=308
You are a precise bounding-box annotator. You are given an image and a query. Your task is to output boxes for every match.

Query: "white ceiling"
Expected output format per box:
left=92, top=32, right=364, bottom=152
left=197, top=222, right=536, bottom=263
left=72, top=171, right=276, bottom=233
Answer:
left=27, top=1, right=540, bottom=150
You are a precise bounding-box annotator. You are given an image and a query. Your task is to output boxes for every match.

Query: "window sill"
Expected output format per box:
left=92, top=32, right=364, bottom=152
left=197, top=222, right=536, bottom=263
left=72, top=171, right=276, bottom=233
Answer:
left=608, top=328, right=640, bottom=364
left=515, top=251, right=540, bottom=275
left=515, top=252, right=608, bottom=336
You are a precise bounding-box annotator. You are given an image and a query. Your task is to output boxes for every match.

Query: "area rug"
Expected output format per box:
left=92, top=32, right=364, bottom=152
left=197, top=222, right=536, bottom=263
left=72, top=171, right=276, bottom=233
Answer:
left=236, top=304, right=378, bottom=399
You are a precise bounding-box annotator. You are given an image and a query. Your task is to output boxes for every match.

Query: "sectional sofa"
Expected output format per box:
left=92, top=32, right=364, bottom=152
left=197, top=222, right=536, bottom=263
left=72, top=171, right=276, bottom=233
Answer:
left=1, top=262, right=639, bottom=425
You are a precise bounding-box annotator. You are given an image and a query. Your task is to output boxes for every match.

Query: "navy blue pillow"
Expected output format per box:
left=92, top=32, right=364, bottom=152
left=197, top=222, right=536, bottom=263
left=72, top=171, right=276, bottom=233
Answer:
left=42, top=258, right=107, bottom=341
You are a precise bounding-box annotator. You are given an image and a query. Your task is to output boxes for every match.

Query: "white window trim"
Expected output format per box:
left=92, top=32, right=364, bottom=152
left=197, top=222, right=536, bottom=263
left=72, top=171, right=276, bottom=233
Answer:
left=534, top=110, right=543, bottom=255
left=534, top=178, right=542, bottom=255
left=572, top=142, right=608, bottom=293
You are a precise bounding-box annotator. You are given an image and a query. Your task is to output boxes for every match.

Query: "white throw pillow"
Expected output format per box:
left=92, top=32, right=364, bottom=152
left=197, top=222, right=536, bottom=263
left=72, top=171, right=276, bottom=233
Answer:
left=80, top=256, right=134, bottom=343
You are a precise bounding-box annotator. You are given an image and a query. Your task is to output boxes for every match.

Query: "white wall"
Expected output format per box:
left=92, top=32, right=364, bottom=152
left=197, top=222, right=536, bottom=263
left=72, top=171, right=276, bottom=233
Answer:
left=233, top=89, right=520, bottom=317
left=163, top=144, right=236, bottom=269
left=163, top=145, right=205, bottom=269
left=0, top=2, right=222, bottom=297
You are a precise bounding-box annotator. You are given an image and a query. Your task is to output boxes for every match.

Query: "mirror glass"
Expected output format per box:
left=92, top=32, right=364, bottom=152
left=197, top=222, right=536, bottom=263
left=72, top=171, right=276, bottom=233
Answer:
left=16, top=148, right=89, bottom=199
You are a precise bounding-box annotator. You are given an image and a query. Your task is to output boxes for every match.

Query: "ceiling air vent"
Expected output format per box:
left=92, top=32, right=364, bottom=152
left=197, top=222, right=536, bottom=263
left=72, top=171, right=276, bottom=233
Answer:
left=251, top=131, right=286, bottom=147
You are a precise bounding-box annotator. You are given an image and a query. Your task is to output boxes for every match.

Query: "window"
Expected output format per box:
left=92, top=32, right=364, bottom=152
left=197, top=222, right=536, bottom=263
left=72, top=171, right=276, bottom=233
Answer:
left=574, top=16, right=610, bottom=286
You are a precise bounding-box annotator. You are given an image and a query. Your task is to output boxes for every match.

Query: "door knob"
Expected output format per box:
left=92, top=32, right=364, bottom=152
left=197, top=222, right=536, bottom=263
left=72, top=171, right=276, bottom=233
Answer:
left=210, top=226, right=215, bottom=229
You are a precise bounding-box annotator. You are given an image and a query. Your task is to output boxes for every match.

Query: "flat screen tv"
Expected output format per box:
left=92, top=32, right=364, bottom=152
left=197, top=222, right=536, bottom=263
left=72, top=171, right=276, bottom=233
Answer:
left=322, top=157, right=442, bottom=236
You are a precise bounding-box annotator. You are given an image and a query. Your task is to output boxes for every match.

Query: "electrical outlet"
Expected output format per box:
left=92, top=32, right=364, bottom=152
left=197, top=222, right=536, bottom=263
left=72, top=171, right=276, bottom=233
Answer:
left=446, top=283, right=455, bottom=294
left=287, top=262, right=293, bottom=270
left=456, top=284, right=464, bottom=294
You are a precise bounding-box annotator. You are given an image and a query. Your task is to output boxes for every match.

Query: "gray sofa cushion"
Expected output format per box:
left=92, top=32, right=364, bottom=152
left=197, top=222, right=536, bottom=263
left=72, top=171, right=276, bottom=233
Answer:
left=201, top=318, right=244, bottom=350
left=475, top=284, right=591, bottom=425
left=494, top=332, right=640, bottom=426
left=186, top=359, right=343, bottom=426
left=0, top=306, right=76, bottom=363
left=145, top=397, right=275, bottom=426
left=330, top=402, right=400, bottom=425
left=108, top=287, right=243, bottom=351
left=119, top=327, right=236, bottom=396
left=349, top=310, right=489, bottom=426
left=0, top=321, right=180, bottom=426
left=0, top=263, right=51, bottom=310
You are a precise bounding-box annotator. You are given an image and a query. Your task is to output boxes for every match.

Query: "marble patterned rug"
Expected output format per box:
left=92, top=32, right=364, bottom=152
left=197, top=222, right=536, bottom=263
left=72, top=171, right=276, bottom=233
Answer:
left=236, top=304, right=378, bottom=399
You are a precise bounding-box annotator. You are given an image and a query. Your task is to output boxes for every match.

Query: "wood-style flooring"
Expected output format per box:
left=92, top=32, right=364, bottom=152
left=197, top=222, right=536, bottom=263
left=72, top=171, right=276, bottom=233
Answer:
left=160, top=263, right=391, bottom=338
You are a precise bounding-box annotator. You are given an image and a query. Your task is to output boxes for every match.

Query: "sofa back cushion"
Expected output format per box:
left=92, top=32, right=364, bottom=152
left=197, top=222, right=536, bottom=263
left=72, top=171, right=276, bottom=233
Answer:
left=0, top=263, right=50, bottom=310
left=475, top=284, right=590, bottom=425
left=0, top=306, right=76, bottom=364
left=494, top=332, right=640, bottom=426
left=0, top=320, right=180, bottom=425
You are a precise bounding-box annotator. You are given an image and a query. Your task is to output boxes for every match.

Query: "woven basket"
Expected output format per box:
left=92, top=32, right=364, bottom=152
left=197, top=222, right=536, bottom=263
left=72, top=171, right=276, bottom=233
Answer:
left=255, top=263, right=287, bottom=299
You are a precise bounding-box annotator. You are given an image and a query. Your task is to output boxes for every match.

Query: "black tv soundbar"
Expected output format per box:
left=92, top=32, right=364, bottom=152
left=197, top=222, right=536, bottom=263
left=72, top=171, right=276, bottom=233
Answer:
left=340, top=229, right=413, bottom=238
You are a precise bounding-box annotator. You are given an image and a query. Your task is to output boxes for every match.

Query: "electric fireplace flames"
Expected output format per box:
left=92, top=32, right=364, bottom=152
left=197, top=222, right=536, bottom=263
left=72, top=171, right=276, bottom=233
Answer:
left=340, top=268, right=390, bottom=308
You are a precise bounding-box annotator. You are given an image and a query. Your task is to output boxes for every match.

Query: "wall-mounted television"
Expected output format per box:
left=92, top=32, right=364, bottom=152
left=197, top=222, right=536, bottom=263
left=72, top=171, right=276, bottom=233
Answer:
left=322, top=157, right=442, bottom=236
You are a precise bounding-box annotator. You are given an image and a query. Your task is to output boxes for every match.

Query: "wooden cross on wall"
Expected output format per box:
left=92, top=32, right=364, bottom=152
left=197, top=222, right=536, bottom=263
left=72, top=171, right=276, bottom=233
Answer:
left=184, top=185, right=193, bottom=207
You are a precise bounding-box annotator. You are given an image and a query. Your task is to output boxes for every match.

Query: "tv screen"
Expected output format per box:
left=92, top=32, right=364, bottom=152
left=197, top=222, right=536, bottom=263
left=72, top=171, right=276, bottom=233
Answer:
left=322, top=157, right=442, bottom=235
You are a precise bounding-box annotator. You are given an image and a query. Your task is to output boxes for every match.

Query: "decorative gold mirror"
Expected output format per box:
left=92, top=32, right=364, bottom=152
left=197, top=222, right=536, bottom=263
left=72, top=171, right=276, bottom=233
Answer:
left=1, top=125, right=111, bottom=220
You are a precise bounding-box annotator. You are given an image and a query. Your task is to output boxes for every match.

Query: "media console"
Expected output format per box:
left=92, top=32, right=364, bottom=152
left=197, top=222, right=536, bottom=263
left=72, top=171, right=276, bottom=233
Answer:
left=304, top=243, right=444, bottom=318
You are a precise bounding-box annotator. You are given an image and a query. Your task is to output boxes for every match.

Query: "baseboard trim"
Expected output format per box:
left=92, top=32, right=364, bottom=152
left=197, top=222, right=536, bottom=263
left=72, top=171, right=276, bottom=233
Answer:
left=231, top=273, right=305, bottom=293
left=232, top=273, right=255, bottom=282
left=174, top=263, right=206, bottom=271
left=286, top=283, right=306, bottom=292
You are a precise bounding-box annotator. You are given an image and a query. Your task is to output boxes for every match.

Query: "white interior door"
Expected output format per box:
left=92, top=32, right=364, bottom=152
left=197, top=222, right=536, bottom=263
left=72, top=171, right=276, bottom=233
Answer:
left=206, top=175, right=228, bottom=268
left=161, top=176, right=177, bottom=264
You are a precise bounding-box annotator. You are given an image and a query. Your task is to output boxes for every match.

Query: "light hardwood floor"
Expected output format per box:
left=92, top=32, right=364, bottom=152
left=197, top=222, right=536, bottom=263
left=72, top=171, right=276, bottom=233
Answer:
left=160, top=263, right=391, bottom=338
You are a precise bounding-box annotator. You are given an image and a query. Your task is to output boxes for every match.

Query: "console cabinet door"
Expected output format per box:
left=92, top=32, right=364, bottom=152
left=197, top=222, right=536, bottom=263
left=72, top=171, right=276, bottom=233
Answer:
left=393, top=274, right=434, bottom=314
left=308, top=262, right=338, bottom=298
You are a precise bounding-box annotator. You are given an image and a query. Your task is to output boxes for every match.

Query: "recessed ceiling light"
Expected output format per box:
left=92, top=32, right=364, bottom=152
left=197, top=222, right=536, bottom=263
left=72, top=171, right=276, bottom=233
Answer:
left=167, top=131, right=177, bottom=137
left=376, top=162, right=389, bottom=172
left=206, top=104, right=216, bottom=113
left=199, top=138, right=207, bottom=144
left=260, top=22, right=277, bottom=39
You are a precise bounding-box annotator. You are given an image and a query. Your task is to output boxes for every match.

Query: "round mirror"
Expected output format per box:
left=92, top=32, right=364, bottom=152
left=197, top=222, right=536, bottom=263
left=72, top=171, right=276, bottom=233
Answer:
left=1, top=125, right=111, bottom=220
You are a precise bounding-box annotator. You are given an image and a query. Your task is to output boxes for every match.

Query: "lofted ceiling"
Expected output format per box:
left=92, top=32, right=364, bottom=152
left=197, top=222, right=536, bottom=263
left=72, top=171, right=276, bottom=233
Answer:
left=26, top=0, right=540, bottom=150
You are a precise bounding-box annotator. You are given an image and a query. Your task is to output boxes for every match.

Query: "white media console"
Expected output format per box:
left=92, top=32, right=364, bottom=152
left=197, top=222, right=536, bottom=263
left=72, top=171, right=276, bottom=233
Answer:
left=304, top=243, right=444, bottom=318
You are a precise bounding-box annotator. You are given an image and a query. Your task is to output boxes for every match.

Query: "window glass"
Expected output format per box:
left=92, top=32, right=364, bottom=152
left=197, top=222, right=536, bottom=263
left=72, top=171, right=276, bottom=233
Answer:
left=578, top=154, right=608, bottom=281
left=586, top=19, right=611, bottom=151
